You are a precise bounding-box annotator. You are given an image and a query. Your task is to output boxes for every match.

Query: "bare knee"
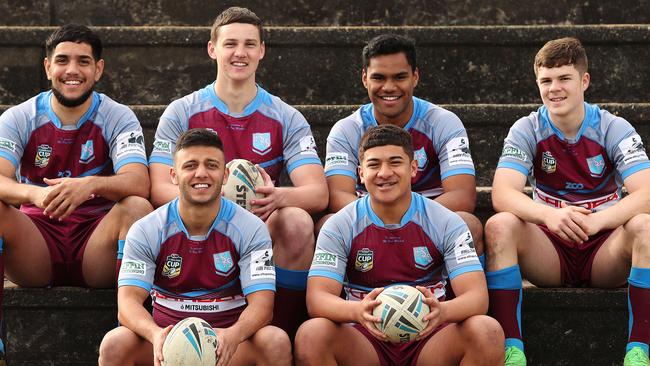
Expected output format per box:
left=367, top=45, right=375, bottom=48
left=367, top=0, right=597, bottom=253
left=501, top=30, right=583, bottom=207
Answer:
left=295, top=318, right=336, bottom=363
left=98, top=327, right=138, bottom=366
left=269, top=208, right=315, bottom=262
left=624, top=214, right=650, bottom=255
left=460, top=316, right=505, bottom=362
left=484, top=213, right=524, bottom=255
left=117, top=196, right=153, bottom=224
left=252, top=326, right=292, bottom=365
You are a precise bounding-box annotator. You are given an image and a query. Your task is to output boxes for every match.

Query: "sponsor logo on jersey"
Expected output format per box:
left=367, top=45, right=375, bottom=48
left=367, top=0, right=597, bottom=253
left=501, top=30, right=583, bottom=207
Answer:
left=313, top=249, right=338, bottom=268
left=162, top=253, right=182, bottom=279
left=57, top=170, right=72, bottom=178
left=414, top=147, right=428, bottom=170
left=413, top=246, right=434, bottom=270
left=618, top=135, right=648, bottom=165
left=502, top=146, right=527, bottom=162
left=116, top=131, right=146, bottom=159
left=586, top=154, right=606, bottom=178
left=79, top=140, right=95, bottom=164
left=325, top=153, right=348, bottom=169
left=541, top=151, right=556, bottom=173
left=252, top=132, right=271, bottom=155
left=355, top=248, right=374, bottom=272
left=0, top=138, right=16, bottom=152
left=213, top=251, right=235, bottom=276
left=250, top=249, right=275, bottom=280
left=453, top=231, right=477, bottom=264
left=152, top=139, right=172, bottom=154
left=534, top=188, right=619, bottom=212
left=35, top=144, right=52, bottom=168
left=447, top=137, right=473, bottom=166
left=121, top=260, right=146, bottom=276
left=565, top=182, right=584, bottom=190
left=299, top=135, right=317, bottom=155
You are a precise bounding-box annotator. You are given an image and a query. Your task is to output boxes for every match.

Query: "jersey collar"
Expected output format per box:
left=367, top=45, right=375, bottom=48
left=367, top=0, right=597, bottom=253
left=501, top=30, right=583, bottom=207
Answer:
left=42, top=90, right=101, bottom=129
left=360, top=96, right=423, bottom=130
left=360, top=192, right=418, bottom=228
left=169, top=196, right=233, bottom=239
left=205, top=82, right=267, bottom=117
left=539, top=102, right=600, bottom=143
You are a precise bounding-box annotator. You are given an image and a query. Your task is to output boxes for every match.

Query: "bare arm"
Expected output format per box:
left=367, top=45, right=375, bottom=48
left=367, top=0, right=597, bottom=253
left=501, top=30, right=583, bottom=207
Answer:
left=117, top=286, right=161, bottom=344
left=0, top=158, right=43, bottom=205
left=435, top=174, right=477, bottom=212
left=326, top=175, right=357, bottom=212
left=252, top=164, right=328, bottom=219
left=216, top=290, right=275, bottom=366
left=149, top=162, right=178, bottom=208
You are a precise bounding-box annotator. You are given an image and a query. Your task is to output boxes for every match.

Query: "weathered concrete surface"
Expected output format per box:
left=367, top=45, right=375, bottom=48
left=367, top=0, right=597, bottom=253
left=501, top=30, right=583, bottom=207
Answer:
left=3, top=286, right=628, bottom=365
left=0, top=26, right=649, bottom=106
left=3, top=0, right=650, bottom=26
left=4, top=103, right=649, bottom=187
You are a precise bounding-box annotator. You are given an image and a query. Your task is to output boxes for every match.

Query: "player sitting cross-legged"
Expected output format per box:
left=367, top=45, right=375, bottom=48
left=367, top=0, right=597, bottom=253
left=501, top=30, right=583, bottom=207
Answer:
left=295, top=124, right=504, bottom=366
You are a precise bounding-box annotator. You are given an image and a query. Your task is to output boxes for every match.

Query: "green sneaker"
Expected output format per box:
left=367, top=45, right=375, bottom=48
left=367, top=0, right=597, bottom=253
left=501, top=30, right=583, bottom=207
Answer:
left=504, top=346, right=527, bottom=366
left=624, top=347, right=650, bottom=366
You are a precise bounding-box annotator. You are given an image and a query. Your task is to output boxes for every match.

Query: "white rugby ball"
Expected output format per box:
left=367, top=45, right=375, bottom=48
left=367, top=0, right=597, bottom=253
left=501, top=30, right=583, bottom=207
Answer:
left=223, top=159, right=265, bottom=211
left=372, top=285, right=430, bottom=343
left=162, top=317, right=218, bottom=366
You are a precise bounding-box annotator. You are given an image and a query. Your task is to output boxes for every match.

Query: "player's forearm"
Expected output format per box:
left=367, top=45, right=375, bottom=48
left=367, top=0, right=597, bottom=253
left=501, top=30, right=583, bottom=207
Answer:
left=592, top=188, right=650, bottom=230
left=228, top=291, right=274, bottom=343
left=492, top=186, right=553, bottom=224
left=439, top=285, right=488, bottom=323
left=85, top=170, right=150, bottom=202
left=434, top=189, right=476, bottom=213
left=0, top=175, right=40, bottom=206
left=275, top=184, right=328, bottom=213
left=329, top=189, right=357, bottom=212
left=307, top=289, right=359, bottom=323
left=117, top=296, right=161, bottom=344
left=150, top=180, right=179, bottom=208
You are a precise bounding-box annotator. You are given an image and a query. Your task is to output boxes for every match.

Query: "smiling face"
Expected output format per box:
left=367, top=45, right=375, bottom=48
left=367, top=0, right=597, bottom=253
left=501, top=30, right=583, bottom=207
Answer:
left=359, top=144, right=417, bottom=209
left=44, top=41, right=104, bottom=108
left=172, top=145, right=228, bottom=206
left=362, top=52, right=419, bottom=127
left=536, top=64, right=589, bottom=125
left=208, top=22, right=265, bottom=84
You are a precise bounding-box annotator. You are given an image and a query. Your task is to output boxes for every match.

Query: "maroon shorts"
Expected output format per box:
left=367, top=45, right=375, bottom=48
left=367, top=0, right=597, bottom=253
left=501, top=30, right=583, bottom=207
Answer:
left=538, top=225, right=613, bottom=287
left=353, top=322, right=449, bottom=366
left=22, top=205, right=109, bottom=286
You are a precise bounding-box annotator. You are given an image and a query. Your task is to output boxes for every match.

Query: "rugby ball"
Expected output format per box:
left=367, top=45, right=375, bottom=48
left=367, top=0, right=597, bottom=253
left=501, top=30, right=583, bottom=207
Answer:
left=372, top=285, right=430, bottom=343
left=162, top=317, right=218, bottom=366
left=223, top=159, right=265, bottom=211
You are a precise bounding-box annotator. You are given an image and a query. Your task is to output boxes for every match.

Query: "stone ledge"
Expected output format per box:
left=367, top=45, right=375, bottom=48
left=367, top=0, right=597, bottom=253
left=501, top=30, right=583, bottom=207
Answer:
left=3, top=286, right=629, bottom=365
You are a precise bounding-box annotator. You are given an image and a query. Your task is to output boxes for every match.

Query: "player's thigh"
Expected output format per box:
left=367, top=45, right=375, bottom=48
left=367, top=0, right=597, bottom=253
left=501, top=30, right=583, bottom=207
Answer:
left=295, top=318, right=380, bottom=366
left=0, top=203, right=51, bottom=286
left=98, top=326, right=153, bottom=366
left=515, top=222, right=562, bottom=287
left=82, top=209, right=120, bottom=287
left=590, top=226, right=629, bottom=288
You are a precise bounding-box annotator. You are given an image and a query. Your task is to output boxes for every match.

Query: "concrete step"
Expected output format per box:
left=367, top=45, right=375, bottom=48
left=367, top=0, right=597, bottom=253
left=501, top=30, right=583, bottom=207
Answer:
left=2, top=0, right=650, bottom=26
left=3, top=103, right=649, bottom=187
left=1, top=25, right=649, bottom=106
left=3, top=285, right=628, bottom=365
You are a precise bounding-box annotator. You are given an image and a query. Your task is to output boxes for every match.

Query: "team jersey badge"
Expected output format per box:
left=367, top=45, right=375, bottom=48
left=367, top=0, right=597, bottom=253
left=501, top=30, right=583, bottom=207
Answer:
left=252, top=132, right=271, bottom=155
left=162, top=254, right=182, bottom=279
left=35, top=144, right=52, bottom=168
left=414, top=147, right=428, bottom=170
left=355, top=248, right=374, bottom=272
left=413, top=246, right=434, bottom=270
left=213, top=251, right=235, bottom=276
left=586, top=154, right=605, bottom=178
left=79, top=140, right=95, bottom=164
left=541, top=151, right=557, bottom=173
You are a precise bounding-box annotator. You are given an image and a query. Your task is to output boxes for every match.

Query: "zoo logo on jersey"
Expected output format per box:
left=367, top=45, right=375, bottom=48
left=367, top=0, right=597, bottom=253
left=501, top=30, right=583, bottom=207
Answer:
left=162, top=254, right=182, bottom=279
left=355, top=248, right=373, bottom=272
left=35, top=144, right=52, bottom=168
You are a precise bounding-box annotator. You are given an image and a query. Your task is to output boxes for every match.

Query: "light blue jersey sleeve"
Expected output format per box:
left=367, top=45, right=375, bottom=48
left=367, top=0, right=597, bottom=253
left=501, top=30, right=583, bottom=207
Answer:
left=309, top=207, right=354, bottom=283
left=150, top=98, right=189, bottom=166
left=118, top=217, right=161, bottom=292
left=272, top=99, right=322, bottom=174
left=496, top=114, right=538, bottom=177
left=0, top=100, right=34, bottom=168
left=324, top=113, right=363, bottom=181
left=100, top=97, right=147, bottom=172
left=602, top=111, right=650, bottom=180
left=425, top=106, right=475, bottom=180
